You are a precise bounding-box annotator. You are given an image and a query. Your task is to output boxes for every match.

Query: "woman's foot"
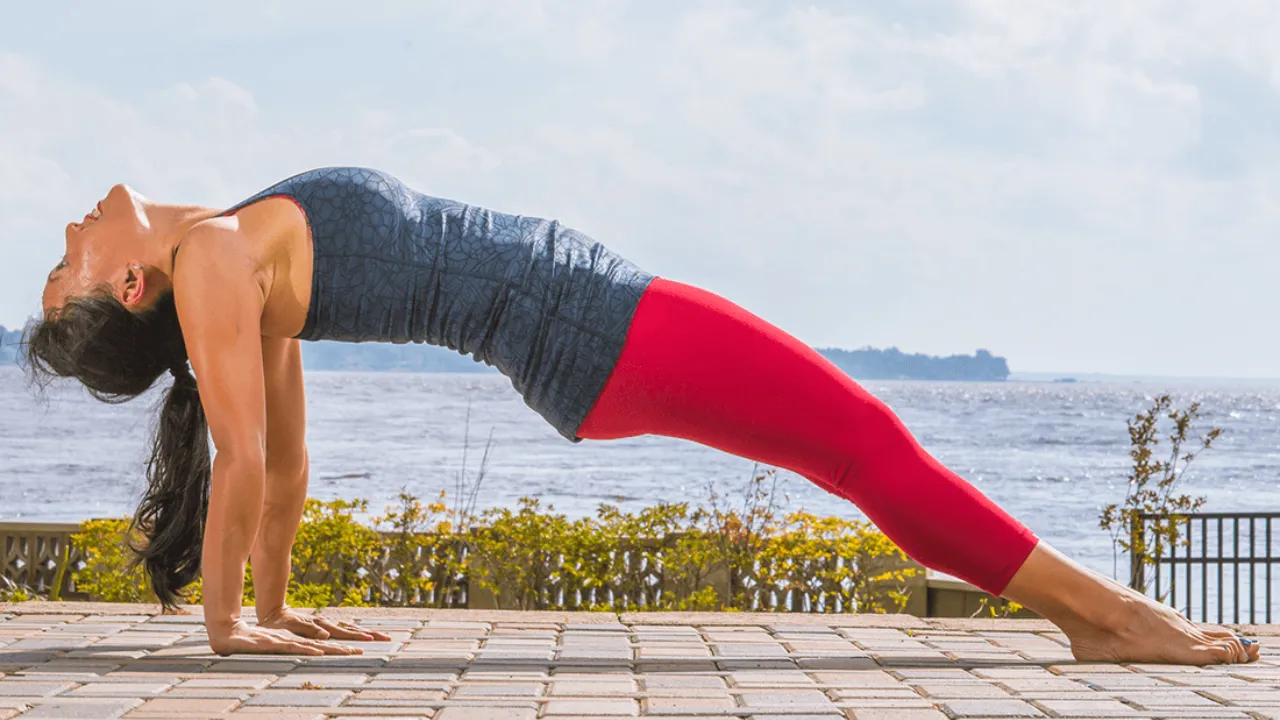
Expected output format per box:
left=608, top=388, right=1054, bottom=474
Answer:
left=1002, top=543, right=1259, bottom=666
left=1059, top=586, right=1257, bottom=665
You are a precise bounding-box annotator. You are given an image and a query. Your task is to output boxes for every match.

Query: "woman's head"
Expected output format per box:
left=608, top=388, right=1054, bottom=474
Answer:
left=42, top=183, right=174, bottom=319
left=25, top=183, right=211, bottom=609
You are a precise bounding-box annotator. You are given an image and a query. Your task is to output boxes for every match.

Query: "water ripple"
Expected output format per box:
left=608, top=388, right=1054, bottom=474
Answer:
left=5, top=367, right=1280, bottom=578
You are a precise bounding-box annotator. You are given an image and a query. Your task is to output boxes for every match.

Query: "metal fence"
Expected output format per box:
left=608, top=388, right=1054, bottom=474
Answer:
left=1, top=521, right=924, bottom=612
left=1, top=522, right=83, bottom=599
left=1130, top=512, right=1280, bottom=624
left=0, top=520, right=1024, bottom=617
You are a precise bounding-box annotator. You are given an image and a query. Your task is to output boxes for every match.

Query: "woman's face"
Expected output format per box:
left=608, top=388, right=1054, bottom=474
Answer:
left=42, top=184, right=152, bottom=315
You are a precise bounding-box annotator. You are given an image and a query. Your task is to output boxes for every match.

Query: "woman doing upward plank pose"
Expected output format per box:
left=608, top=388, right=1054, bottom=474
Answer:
left=28, top=167, right=1257, bottom=662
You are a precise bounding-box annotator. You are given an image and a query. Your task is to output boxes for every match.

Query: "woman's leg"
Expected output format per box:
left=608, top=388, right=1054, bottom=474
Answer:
left=579, top=278, right=1256, bottom=665
left=580, top=278, right=1036, bottom=595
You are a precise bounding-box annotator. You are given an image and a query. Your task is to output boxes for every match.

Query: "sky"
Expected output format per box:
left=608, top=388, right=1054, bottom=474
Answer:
left=2, top=1, right=1280, bottom=377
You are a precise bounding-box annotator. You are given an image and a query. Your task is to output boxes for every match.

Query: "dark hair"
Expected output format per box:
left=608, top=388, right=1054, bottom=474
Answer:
left=24, top=289, right=209, bottom=609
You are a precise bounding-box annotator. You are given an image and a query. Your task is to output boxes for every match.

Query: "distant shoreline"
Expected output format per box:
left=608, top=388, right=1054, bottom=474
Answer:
left=1010, top=371, right=1280, bottom=387
left=6, top=322, right=1278, bottom=385
left=0, top=326, right=1014, bottom=383
left=299, top=344, right=1016, bottom=382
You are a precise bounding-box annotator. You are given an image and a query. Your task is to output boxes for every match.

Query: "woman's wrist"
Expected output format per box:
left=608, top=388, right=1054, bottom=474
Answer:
left=255, top=604, right=292, bottom=624
left=206, top=616, right=245, bottom=640
left=203, top=597, right=247, bottom=637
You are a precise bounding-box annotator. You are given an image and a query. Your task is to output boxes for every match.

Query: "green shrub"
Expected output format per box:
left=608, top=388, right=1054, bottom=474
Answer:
left=1099, top=394, right=1218, bottom=590
left=287, top=498, right=383, bottom=607
left=70, top=518, right=152, bottom=603
left=65, top=483, right=915, bottom=613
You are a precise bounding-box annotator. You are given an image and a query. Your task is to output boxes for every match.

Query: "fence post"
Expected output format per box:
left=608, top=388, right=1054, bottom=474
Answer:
left=461, top=539, right=500, bottom=610
left=901, top=559, right=928, bottom=617
left=706, top=561, right=732, bottom=609
left=1129, top=515, right=1146, bottom=594
left=467, top=583, right=499, bottom=609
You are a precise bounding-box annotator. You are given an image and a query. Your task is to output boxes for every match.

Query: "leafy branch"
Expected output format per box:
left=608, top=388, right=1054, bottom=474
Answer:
left=1099, top=394, right=1219, bottom=596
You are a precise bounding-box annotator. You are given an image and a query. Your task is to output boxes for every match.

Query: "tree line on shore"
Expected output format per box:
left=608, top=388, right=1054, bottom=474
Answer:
left=0, top=325, right=1010, bottom=381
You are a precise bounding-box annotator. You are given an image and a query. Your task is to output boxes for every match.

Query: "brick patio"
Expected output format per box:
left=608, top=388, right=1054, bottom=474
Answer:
left=0, top=603, right=1275, bottom=719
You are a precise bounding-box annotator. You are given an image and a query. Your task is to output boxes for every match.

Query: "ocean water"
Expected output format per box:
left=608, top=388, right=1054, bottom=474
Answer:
left=3, top=365, right=1280, bottom=580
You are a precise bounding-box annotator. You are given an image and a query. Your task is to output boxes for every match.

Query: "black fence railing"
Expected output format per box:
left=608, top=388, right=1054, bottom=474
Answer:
left=1130, top=512, right=1280, bottom=624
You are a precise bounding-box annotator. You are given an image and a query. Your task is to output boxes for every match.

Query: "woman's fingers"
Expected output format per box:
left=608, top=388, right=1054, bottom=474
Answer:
left=282, top=641, right=327, bottom=656
left=246, top=634, right=323, bottom=656
left=287, top=617, right=331, bottom=640
left=254, top=632, right=355, bottom=656
left=316, top=639, right=363, bottom=655
left=257, top=613, right=333, bottom=640
left=216, top=622, right=367, bottom=657
left=314, top=618, right=373, bottom=641
left=336, top=620, right=391, bottom=641
left=269, top=628, right=360, bottom=656
left=315, top=617, right=392, bottom=642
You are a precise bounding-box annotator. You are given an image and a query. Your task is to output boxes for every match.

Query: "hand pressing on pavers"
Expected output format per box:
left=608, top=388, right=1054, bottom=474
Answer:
left=257, top=607, right=392, bottom=643
left=209, top=618, right=365, bottom=656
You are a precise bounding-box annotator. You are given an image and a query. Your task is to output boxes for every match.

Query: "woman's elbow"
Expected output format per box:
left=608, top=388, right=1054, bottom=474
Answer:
left=265, top=444, right=308, bottom=483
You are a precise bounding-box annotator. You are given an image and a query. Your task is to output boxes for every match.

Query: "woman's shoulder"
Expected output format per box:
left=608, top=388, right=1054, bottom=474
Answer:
left=277, top=166, right=406, bottom=190
left=174, top=217, right=255, bottom=273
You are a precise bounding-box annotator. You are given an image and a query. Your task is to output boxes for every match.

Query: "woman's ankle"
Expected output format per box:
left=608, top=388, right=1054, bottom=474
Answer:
left=1000, top=543, right=1136, bottom=634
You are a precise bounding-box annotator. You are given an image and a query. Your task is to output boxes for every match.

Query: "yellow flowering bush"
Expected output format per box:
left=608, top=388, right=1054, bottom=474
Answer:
left=69, top=518, right=152, bottom=604
left=64, top=484, right=916, bottom=614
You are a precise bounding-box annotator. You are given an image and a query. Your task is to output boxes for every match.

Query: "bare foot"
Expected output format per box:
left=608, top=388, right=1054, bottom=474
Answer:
left=1060, top=587, right=1258, bottom=665
left=1002, top=543, right=1259, bottom=666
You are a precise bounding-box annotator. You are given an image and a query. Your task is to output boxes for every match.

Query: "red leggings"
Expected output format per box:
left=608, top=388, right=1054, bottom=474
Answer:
left=578, top=278, right=1039, bottom=596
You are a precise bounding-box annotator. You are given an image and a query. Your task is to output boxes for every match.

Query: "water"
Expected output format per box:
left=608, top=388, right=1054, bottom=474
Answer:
left=4, top=365, right=1280, bottom=580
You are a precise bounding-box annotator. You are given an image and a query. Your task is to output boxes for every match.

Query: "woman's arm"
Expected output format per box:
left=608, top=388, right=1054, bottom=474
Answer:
left=175, top=223, right=348, bottom=656
left=251, top=337, right=308, bottom=617
left=251, top=338, right=388, bottom=643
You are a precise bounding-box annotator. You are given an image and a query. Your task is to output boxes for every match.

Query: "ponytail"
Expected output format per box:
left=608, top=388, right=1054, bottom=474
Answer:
left=131, top=362, right=211, bottom=608
left=25, top=290, right=211, bottom=608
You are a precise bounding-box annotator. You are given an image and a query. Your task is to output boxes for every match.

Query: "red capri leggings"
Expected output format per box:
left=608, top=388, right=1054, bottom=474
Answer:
left=578, top=278, right=1039, bottom=596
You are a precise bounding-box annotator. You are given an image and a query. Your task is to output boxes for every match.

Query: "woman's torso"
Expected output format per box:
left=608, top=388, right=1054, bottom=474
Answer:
left=221, top=166, right=655, bottom=440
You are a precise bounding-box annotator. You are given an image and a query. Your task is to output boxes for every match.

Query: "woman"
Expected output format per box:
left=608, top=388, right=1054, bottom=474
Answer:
left=28, top=166, right=1256, bottom=663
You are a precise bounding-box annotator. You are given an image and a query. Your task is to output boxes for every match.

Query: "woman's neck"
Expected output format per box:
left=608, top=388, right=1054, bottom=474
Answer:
left=147, top=203, right=223, bottom=278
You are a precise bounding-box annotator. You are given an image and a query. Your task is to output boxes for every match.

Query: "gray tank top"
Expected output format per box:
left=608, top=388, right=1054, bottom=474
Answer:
left=222, top=167, right=655, bottom=441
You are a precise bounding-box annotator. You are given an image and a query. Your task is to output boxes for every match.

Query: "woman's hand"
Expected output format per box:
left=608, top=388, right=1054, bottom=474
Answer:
left=257, top=606, right=393, bottom=643
left=208, top=619, right=363, bottom=656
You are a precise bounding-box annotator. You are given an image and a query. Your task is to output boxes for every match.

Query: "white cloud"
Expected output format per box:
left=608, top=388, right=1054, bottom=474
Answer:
left=3, top=2, right=1280, bottom=376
